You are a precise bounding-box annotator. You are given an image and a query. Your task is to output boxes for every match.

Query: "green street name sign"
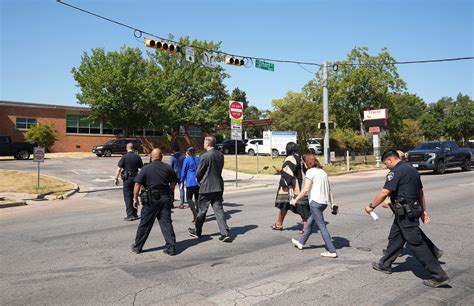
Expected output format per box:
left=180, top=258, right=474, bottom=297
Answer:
left=255, top=59, right=274, bottom=71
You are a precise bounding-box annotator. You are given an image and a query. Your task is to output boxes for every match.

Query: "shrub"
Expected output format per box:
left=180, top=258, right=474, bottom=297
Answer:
left=24, top=123, right=60, bottom=152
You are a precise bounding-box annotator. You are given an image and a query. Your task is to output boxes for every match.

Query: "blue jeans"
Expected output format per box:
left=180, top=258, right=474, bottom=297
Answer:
left=299, top=201, right=336, bottom=253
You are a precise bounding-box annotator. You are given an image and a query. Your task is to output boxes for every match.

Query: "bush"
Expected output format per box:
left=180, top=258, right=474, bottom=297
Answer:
left=24, top=124, right=59, bottom=152
left=330, top=128, right=370, bottom=150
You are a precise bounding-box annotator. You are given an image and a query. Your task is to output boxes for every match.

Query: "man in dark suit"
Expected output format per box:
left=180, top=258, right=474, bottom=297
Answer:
left=188, top=136, right=231, bottom=242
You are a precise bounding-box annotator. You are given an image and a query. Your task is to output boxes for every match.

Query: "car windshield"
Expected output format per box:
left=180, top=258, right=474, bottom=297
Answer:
left=414, top=142, right=441, bottom=150
left=104, top=140, right=116, bottom=145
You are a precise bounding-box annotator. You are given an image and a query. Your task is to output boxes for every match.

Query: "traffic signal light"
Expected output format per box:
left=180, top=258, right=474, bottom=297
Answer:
left=225, top=56, right=245, bottom=66
left=144, top=38, right=180, bottom=53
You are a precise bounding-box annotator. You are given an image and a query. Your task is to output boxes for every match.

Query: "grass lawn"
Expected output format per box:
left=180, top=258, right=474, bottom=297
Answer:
left=224, top=154, right=382, bottom=175
left=0, top=170, right=75, bottom=195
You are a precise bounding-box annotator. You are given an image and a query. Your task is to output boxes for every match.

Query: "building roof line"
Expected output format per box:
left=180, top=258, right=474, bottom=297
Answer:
left=0, top=100, right=90, bottom=112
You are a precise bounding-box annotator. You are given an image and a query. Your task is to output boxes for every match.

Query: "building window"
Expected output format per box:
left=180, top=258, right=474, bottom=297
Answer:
left=144, top=127, right=164, bottom=137
left=16, top=118, right=37, bottom=130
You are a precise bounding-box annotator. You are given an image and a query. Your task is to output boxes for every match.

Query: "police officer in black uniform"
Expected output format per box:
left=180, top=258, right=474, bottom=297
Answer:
left=115, top=143, right=143, bottom=221
left=131, top=148, right=178, bottom=255
left=365, top=149, right=449, bottom=288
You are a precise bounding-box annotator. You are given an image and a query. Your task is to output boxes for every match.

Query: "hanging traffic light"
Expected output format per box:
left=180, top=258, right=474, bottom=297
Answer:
left=225, top=56, right=244, bottom=66
left=144, top=38, right=180, bottom=53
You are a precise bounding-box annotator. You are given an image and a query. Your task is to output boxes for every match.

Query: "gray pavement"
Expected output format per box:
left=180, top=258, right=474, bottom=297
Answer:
left=0, top=157, right=473, bottom=305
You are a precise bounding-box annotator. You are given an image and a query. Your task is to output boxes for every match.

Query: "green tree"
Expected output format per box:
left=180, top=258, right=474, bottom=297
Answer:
left=271, top=91, right=322, bottom=142
left=230, top=87, right=249, bottom=109
left=71, top=47, right=150, bottom=137
left=309, top=47, right=406, bottom=134
left=147, top=36, right=229, bottom=141
left=420, top=97, right=454, bottom=140
left=24, top=124, right=59, bottom=152
left=445, top=93, right=474, bottom=143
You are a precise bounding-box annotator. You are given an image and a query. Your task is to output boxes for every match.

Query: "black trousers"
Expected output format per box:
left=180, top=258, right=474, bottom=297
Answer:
left=186, top=186, right=199, bottom=221
left=380, top=215, right=448, bottom=281
left=195, top=192, right=229, bottom=236
left=134, top=194, right=176, bottom=252
left=123, top=177, right=138, bottom=217
left=392, top=228, right=441, bottom=258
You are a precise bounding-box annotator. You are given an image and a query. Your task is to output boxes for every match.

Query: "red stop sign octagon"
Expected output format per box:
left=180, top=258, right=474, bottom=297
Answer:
left=229, top=101, right=243, bottom=119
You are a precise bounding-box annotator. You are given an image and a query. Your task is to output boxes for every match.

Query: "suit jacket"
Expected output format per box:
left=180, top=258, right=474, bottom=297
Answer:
left=196, top=148, right=224, bottom=194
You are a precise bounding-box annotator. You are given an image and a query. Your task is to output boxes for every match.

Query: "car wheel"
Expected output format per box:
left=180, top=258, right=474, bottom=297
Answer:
left=16, top=149, right=30, bottom=160
left=272, top=149, right=279, bottom=157
left=248, top=149, right=255, bottom=156
left=96, top=154, right=103, bottom=157
left=104, top=149, right=112, bottom=157
left=434, top=160, right=445, bottom=174
left=461, top=157, right=471, bottom=171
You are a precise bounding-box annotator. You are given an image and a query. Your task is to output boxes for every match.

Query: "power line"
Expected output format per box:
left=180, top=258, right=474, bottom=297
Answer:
left=56, top=0, right=474, bottom=68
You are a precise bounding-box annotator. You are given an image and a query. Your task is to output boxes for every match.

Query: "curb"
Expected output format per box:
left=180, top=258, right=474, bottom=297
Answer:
left=0, top=200, right=28, bottom=209
left=56, top=183, right=80, bottom=200
left=328, top=167, right=383, bottom=176
left=224, top=183, right=271, bottom=194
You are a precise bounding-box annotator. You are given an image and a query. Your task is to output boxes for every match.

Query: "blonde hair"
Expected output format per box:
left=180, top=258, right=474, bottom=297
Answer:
left=397, top=150, right=406, bottom=160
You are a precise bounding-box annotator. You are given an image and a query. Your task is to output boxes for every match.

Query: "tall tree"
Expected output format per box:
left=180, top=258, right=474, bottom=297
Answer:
left=445, top=93, right=474, bottom=143
left=147, top=36, right=229, bottom=141
left=71, top=47, right=150, bottom=137
left=230, top=87, right=249, bottom=109
left=313, top=47, right=406, bottom=134
left=271, top=91, right=322, bottom=141
left=420, top=97, right=454, bottom=140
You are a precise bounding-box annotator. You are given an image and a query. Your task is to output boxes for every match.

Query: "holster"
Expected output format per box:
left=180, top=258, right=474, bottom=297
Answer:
left=393, top=197, right=422, bottom=219
left=139, top=188, right=152, bottom=206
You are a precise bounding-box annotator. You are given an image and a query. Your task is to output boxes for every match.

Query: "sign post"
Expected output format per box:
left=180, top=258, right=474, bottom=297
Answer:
left=229, top=101, right=244, bottom=187
left=364, top=109, right=389, bottom=168
left=33, top=147, right=45, bottom=191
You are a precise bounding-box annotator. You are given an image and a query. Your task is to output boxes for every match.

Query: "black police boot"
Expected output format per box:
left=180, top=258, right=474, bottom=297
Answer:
left=372, top=261, right=392, bottom=274
left=130, top=244, right=142, bottom=254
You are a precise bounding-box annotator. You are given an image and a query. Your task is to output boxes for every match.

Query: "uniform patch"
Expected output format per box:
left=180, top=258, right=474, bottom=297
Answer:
left=386, top=172, right=394, bottom=181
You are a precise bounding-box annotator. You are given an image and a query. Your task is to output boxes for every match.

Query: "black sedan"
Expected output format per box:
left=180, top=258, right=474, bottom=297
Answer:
left=216, top=140, right=246, bottom=154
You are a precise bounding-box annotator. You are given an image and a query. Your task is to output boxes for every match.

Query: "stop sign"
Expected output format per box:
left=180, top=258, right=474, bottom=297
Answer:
left=229, top=101, right=244, bottom=119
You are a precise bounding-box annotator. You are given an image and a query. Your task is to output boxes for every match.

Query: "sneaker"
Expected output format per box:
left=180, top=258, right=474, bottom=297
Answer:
left=320, top=251, right=337, bottom=258
left=291, top=238, right=304, bottom=250
left=130, top=244, right=141, bottom=254
left=372, top=261, right=392, bottom=274
left=423, top=278, right=449, bottom=288
left=163, top=249, right=176, bottom=256
left=188, top=228, right=201, bottom=238
left=219, top=235, right=232, bottom=243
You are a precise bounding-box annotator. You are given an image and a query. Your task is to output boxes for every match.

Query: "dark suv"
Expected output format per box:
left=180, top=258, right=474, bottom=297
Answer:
left=92, top=138, right=142, bottom=157
left=216, top=140, right=246, bottom=154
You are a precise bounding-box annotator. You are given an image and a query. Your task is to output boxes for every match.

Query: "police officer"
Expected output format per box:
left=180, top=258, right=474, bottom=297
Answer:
left=130, top=148, right=178, bottom=255
left=115, top=143, right=143, bottom=221
left=365, top=149, right=449, bottom=288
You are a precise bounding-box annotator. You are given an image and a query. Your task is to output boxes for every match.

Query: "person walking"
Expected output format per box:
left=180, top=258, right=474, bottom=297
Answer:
left=271, top=142, right=310, bottom=233
left=290, top=154, right=338, bottom=258
left=131, top=148, right=178, bottom=255
left=169, top=144, right=186, bottom=208
left=365, top=149, right=449, bottom=288
left=187, top=136, right=231, bottom=242
left=181, top=146, right=200, bottom=222
left=114, top=143, right=143, bottom=221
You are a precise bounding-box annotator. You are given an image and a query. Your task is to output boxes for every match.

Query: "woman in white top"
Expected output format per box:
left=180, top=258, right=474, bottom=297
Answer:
left=291, top=154, right=337, bottom=258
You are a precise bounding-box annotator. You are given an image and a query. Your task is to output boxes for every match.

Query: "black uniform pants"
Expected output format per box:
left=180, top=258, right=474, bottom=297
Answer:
left=392, top=228, right=442, bottom=258
left=134, top=194, right=176, bottom=252
left=186, top=186, right=199, bottom=221
left=380, top=216, right=448, bottom=281
left=195, top=192, right=229, bottom=236
left=123, top=177, right=138, bottom=217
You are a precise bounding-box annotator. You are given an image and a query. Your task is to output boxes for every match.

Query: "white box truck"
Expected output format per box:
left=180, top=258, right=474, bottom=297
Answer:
left=262, top=131, right=297, bottom=157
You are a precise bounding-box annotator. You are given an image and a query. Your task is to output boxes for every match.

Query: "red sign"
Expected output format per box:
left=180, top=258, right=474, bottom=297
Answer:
left=369, top=126, right=381, bottom=133
left=229, top=101, right=244, bottom=119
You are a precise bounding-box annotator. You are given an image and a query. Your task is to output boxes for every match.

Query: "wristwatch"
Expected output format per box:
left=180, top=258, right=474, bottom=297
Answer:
left=369, top=203, right=375, bottom=209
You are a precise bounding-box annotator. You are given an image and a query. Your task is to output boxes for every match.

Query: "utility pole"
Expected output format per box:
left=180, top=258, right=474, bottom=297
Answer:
left=323, top=61, right=330, bottom=165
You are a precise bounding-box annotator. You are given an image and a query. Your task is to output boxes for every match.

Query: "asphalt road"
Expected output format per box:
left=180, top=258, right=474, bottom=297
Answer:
left=0, top=158, right=473, bottom=305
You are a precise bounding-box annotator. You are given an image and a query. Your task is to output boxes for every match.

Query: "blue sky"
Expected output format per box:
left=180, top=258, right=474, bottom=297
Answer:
left=1, top=0, right=473, bottom=111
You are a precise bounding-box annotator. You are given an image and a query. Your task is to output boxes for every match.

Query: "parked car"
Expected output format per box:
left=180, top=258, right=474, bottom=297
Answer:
left=216, top=140, right=246, bottom=154
left=246, top=139, right=263, bottom=156
left=307, top=138, right=323, bottom=155
left=406, top=141, right=471, bottom=174
left=92, top=138, right=142, bottom=157
left=0, top=135, right=36, bottom=160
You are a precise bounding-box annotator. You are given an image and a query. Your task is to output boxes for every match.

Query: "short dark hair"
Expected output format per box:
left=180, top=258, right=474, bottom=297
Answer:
left=173, top=144, right=180, bottom=152
left=286, top=142, right=298, bottom=156
left=382, top=149, right=400, bottom=161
